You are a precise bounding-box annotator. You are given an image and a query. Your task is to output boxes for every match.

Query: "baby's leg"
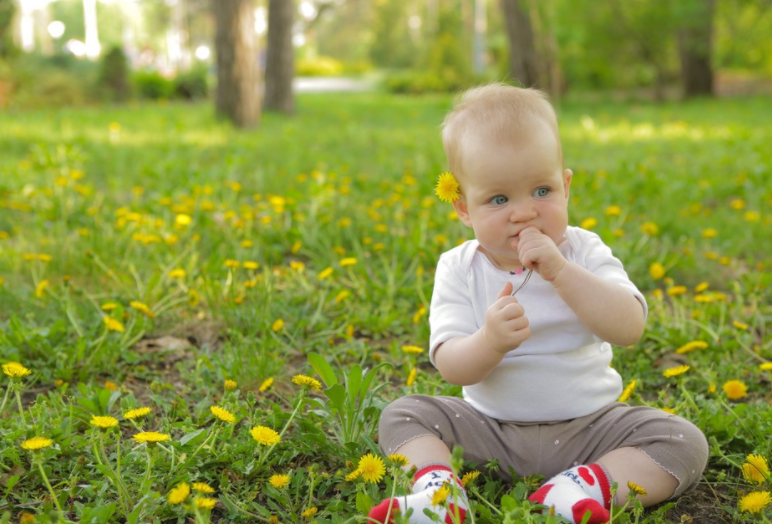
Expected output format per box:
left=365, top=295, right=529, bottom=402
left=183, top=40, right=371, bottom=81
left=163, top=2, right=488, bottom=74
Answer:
left=598, top=446, right=678, bottom=506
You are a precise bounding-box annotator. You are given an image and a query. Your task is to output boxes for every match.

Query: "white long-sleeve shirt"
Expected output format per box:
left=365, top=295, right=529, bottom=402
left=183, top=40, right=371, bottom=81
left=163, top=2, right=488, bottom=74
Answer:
left=429, top=226, right=647, bottom=422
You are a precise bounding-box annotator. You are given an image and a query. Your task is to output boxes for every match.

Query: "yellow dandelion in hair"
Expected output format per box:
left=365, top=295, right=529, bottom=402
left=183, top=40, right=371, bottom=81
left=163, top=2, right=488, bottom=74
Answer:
left=617, top=379, right=636, bottom=402
left=742, top=454, right=770, bottom=485
left=21, top=437, right=53, bottom=450
left=662, top=365, right=690, bottom=378
left=627, top=481, right=647, bottom=497
left=130, top=301, right=156, bottom=318
left=357, top=453, right=385, bottom=484
left=388, top=454, right=410, bottom=467
left=292, top=374, right=322, bottom=391
left=676, top=341, right=708, bottom=354
left=739, top=491, right=771, bottom=514
left=431, top=484, right=451, bottom=505
left=251, top=426, right=281, bottom=446
left=435, top=172, right=460, bottom=203
left=269, top=474, right=291, bottom=489
left=210, top=406, right=236, bottom=424
left=124, top=407, right=152, bottom=420
left=133, top=431, right=170, bottom=443
left=3, top=362, right=31, bottom=378
left=722, top=380, right=748, bottom=400
left=168, top=482, right=190, bottom=504
left=90, top=415, right=119, bottom=429
left=302, top=507, right=318, bottom=518
left=401, top=345, right=424, bottom=354
left=461, top=471, right=481, bottom=485
left=259, top=377, right=274, bottom=392
left=193, top=482, right=215, bottom=493
left=195, top=497, right=217, bottom=509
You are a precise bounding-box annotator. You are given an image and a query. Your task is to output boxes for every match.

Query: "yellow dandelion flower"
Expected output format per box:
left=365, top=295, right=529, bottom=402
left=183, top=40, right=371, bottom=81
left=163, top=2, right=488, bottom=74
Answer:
left=708, top=382, right=716, bottom=393
left=259, top=377, right=274, bottom=392
left=401, top=345, right=424, bottom=354
left=733, top=320, right=749, bottom=330
left=413, top=305, right=427, bottom=324
left=251, top=426, right=281, bottom=446
left=192, top=482, right=215, bottom=493
left=272, top=319, right=284, bottom=332
left=461, top=471, right=481, bottom=485
left=302, top=507, right=318, bottom=518
left=21, top=437, right=53, bottom=450
left=580, top=217, right=598, bottom=229
left=431, top=484, right=451, bottom=506
left=357, top=453, right=385, bottom=484
left=730, top=198, right=745, bottom=210
left=435, top=172, right=460, bottom=203
left=742, top=455, right=770, bottom=485
left=169, top=269, right=186, bottom=279
left=269, top=516, right=279, bottom=524
left=130, top=301, right=156, bottom=318
left=168, top=482, right=190, bottom=504
left=292, top=374, right=322, bottom=391
left=738, top=491, right=771, bottom=514
left=290, top=260, right=305, bottom=272
left=345, top=468, right=362, bottom=482
left=406, top=367, right=417, bottom=387
left=124, top=407, right=152, bottom=420
left=317, top=267, right=334, bottom=280
left=662, top=365, right=690, bottom=378
left=388, top=454, right=410, bottom=467
left=269, top=474, right=291, bottom=489
left=90, top=415, right=119, bottom=429
left=210, top=406, right=236, bottom=424
left=133, top=431, right=170, bottom=443
left=744, top=210, right=760, bottom=222
left=35, top=280, right=49, bottom=298
left=19, top=512, right=35, bottom=524
left=676, top=341, right=708, bottom=354
left=702, top=228, right=718, bottom=238
left=605, top=205, right=622, bottom=216
left=224, top=379, right=237, bottom=391
left=722, top=380, right=748, bottom=400
left=175, top=214, right=192, bottom=227
left=640, top=222, right=659, bottom=236
left=660, top=407, right=677, bottom=415
left=627, top=481, right=647, bottom=497
left=195, top=497, right=217, bottom=510
left=243, top=261, right=260, bottom=270
left=3, top=362, right=32, bottom=378
left=649, top=262, right=665, bottom=280
left=618, top=379, right=636, bottom=402
left=101, top=302, right=118, bottom=311
left=340, top=257, right=357, bottom=266
left=760, top=363, right=772, bottom=371
left=667, top=285, right=688, bottom=296
left=335, top=290, right=350, bottom=303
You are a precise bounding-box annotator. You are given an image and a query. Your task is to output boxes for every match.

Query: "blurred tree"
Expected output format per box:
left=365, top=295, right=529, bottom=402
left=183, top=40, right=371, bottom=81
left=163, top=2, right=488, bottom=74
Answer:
left=99, top=45, right=130, bottom=101
left=0, top=0, right=15, bottom=57
left=263, top=0, right=294, bottom=114
left=500, top=0, right=540, bottom=87
left=677, top=0, right=715, bottom=97
left=213, top=0, right=260, bottom=127
left=370, top=0, right=418, bottom=68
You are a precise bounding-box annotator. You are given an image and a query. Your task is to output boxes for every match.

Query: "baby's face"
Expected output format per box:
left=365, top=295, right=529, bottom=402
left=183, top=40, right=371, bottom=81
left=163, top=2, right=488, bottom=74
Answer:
left=452, top=125, right=571, bottom=271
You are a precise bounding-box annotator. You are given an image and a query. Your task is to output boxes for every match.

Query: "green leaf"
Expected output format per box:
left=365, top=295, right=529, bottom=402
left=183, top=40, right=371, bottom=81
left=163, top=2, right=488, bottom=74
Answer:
left=324, top=383, right=347, bottom=414
left=308, top=352, right=338, bottom=387
left=179, top=428, right=207, bottom=446
left=355, top=490, right=374, bottom=514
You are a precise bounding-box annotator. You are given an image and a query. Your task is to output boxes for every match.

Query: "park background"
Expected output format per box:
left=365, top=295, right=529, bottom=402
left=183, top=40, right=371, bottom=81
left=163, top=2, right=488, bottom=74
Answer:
left=1, top=0, right=771, bottom=523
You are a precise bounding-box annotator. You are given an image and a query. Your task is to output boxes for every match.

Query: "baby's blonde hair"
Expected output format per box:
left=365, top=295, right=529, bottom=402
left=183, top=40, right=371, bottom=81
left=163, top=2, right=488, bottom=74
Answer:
left=441, top=83, right=561, bottom=181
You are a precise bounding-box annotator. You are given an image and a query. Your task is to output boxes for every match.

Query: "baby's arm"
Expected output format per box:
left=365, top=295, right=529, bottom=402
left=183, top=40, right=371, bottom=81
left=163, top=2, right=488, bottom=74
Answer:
left=518, top=227, right=645, bottom=347
left=434, top=282, right=531, bottom=386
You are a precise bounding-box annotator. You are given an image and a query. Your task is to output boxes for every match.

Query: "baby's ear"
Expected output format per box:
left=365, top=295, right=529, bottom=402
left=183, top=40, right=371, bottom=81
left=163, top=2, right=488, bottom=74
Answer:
left=452, top=196, right=473, bottom=227
left=562, top=169, right=573, bottom=199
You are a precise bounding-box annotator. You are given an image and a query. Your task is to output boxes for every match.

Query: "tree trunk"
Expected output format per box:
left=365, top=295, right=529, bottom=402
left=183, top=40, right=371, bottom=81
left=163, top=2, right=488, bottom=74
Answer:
left=678, top=0, right=715, bottom=98
left=500, top=0, right=540, bottom=88
left=213, top=0, right=260, bottom=128
left=264, top=0, right=295, bottom=114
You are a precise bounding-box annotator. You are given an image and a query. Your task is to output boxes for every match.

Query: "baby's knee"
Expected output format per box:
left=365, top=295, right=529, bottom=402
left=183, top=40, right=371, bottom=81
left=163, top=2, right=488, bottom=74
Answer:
left=653, top=416, right=709, bottom=497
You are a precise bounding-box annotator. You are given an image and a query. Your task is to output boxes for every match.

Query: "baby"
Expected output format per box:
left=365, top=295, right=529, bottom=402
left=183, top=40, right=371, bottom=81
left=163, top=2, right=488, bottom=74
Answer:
left=367, top=84, right=708, bottom=524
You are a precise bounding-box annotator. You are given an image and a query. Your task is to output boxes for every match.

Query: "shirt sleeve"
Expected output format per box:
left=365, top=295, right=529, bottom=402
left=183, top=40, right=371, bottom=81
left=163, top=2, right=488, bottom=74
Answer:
left=428, top=253, right=479, bottom=366
left=572, top=229, right=648, bottom=319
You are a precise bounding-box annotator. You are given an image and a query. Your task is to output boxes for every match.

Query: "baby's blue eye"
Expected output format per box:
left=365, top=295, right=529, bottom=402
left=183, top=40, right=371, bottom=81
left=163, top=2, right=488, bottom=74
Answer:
left=491, top=195, right=508, bottom=205
left=533, top=187, right=550, bottom=198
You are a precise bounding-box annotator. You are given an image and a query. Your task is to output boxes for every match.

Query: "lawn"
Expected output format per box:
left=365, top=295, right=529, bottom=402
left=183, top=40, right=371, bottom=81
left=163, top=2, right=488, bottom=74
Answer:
left=0, top=92, right=770, bottom=523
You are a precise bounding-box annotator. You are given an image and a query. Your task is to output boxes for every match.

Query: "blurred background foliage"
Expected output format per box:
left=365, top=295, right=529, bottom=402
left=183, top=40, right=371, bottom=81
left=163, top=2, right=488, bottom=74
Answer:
left=0, top=0, right=770, bottom=109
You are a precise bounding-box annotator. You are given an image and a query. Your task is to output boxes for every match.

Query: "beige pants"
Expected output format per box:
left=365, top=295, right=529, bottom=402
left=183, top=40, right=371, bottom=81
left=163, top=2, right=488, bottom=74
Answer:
left=378, top=395, right=708, bottom=498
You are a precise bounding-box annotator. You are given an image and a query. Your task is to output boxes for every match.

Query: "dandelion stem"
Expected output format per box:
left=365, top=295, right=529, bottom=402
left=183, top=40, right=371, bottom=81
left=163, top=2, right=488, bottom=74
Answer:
left=14, top=389, right=28, bottom=427
left=218, top=493, right=273, bottom=522
left=35, top=457, right=66, bottom=522
left=0, top=383, right=11, bottom=414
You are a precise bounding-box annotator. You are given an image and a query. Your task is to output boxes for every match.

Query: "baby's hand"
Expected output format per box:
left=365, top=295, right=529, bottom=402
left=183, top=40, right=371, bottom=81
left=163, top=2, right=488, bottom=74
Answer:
left=482, top=282, right=531, bottom=354
left=517, top=226, right=566, bottom=282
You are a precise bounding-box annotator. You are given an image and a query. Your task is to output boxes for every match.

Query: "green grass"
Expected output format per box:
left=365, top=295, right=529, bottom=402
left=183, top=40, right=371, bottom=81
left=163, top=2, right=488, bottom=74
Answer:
left=0, top=92, right=771, bottom=523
